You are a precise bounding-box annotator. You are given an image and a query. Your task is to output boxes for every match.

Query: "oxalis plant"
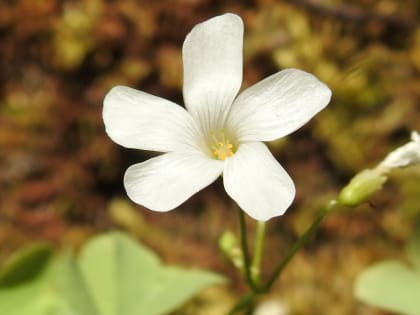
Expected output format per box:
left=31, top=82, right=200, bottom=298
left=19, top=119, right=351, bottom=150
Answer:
left=102, top=13, right=420, bottom=314
left=2, top=13, right=418, bottom=315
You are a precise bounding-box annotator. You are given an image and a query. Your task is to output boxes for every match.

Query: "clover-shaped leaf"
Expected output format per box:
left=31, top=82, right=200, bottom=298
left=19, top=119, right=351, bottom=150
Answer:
left=0, top=242, right=52, bottom=286
left=354, top=227, right=420, bottom=315
left=0, top=232, right=224, bottom=315
left=79, top=232, right=225, bottom=315
left=407, top=226, right=420, bottom=272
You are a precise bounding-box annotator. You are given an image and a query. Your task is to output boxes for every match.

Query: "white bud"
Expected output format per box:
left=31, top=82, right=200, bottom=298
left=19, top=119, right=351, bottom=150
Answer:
left=379, top=131, right=420, bottom=171
left=338, top=169, right=387, bottom=207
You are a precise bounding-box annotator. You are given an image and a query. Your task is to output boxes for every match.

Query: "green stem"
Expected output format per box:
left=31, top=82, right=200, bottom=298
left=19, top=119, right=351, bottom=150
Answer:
left=226, top=292, right=256, bottom=315
left=237, top=208, right=259, bottom=292
left=251, top=221, right=266, bottom=285
left=263, top=200, right=337, bottom=291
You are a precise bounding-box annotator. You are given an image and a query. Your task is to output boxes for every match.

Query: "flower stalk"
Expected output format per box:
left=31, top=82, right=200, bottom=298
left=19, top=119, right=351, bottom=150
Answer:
left=227, top=292, right=257, bottom=315
left=228, top=200, right=337, bottom=314
left=237, top=208, right=259, bottom=292
left=251, top=221, right=266, bottom=285
left=264, top=200, right=337, bottom=291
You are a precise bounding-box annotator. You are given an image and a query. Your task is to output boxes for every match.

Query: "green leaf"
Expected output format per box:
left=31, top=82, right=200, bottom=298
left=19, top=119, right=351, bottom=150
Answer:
left=354, top=260, right=420, bottom=315
left=79, top=232, right=225, bottom=315
left=0, top=254, right=99, bottom=315
left=45, top=253, right=99, bottom=315
left=0, top=279, right=50, bottom=315
left=0, top=232, right=224, bottom=315
left=0, top=242, right=53, bottom=286
left=407, top=225, right=420, bottom=272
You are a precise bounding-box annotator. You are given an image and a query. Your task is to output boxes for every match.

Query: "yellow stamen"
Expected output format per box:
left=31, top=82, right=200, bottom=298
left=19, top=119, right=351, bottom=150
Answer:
left=210, top=130, right=235, bottom=160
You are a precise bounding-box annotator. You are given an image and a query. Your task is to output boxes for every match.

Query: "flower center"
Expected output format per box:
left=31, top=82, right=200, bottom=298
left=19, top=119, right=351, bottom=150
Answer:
left=210, top=130, right=236, bottom=160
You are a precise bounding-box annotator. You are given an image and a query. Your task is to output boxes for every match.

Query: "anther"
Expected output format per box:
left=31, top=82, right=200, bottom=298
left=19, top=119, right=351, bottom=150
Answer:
left=210, top=130, right=235, bottom=160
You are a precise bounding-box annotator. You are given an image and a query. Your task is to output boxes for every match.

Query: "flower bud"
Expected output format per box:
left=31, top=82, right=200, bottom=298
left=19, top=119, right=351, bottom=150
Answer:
left=218, top=231, right=243, bottom=270
left=338, top=169, right=387, bottom=207
left=379, top=131, right=420, bottom=171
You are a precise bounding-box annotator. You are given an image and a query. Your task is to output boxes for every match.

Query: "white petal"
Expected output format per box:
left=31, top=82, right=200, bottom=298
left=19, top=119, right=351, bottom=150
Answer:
left=182, top=13, right=243, bottom=134
left=223, top=142, right=295, bottom=221
left=124, top=151, right=223, bottom=211
left=379, top=131, right=420, bottom=169
left=103, top=86, right=201, bottom=152
left=226, top=68, right=332, bottom=142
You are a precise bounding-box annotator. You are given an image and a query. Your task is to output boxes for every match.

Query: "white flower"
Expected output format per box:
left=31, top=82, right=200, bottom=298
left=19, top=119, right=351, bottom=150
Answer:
left=103, top=13, right=331, bottom=221
left=379, top=131, right=420, bottom=170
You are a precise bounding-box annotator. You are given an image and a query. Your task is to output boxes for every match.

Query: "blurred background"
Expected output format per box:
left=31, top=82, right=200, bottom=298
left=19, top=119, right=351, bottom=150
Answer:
left=0, top=0, right=419, bottom=314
